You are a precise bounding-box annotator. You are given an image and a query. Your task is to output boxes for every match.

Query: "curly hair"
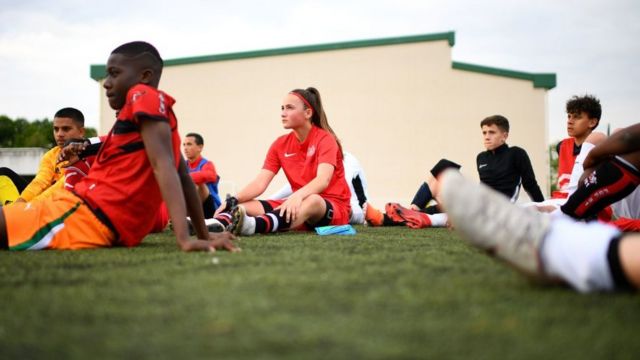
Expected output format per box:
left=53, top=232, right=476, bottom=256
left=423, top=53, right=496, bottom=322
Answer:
left=566, top=94, right=601, bottom=129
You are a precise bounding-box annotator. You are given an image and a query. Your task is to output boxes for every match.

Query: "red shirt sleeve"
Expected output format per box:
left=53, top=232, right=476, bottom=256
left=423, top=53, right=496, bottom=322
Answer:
left=128, top=85, right=170, bottom=125
left=316, top=133, right=339, bottom=168
left=190, top=160, right=218, bottom=184
left=262, top=138, right=282, bottom=173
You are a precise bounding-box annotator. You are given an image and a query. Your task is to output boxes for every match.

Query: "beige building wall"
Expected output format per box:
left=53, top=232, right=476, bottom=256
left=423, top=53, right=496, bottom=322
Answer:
left=96, top=34, right=553, bottom=206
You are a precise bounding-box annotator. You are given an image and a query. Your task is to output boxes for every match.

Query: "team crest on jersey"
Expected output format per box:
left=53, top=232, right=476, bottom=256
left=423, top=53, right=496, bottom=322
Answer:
left=307, top=145, right=316, bottom=157
left=131, top=90, right=145, bottom=103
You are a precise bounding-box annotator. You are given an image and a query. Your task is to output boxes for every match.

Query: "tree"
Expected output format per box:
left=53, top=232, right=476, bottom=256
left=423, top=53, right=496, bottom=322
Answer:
left=0, top=115, right=97, bottom=148
left=549, top=142, right=559, bottom=194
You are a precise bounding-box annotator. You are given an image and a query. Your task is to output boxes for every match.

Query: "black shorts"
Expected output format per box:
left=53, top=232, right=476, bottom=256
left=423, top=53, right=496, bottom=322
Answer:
left=561, top=158, right=640, bottom=219
left=202, top=194, right=216, bottom=219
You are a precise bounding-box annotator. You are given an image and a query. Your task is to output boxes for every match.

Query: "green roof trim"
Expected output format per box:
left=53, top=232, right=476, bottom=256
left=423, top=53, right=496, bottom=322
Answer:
left=89, top=32, right=556, bottom=90
left=90, top=32, right=456, bottom=80
left=452, top=61, right=556, bottom=89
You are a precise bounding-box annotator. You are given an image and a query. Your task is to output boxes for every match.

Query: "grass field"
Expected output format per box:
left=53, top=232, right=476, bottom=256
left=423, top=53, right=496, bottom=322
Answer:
left=1, top=226, right=639, bottom=359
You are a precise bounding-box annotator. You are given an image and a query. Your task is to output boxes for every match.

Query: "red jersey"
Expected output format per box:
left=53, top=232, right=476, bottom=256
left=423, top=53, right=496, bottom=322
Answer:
left=552, top=137, right=578, bottom=199
left=188, top=155, right=218, bottom=185
left=263, top=126, right=351, bottom=209
left=74, top=84, right=181, bottom=247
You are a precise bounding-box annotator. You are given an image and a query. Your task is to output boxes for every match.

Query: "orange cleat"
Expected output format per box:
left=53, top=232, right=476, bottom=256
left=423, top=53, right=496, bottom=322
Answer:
left=385, top=203, right=432, bottom=229
left=364, top=202, right=384, bottom=226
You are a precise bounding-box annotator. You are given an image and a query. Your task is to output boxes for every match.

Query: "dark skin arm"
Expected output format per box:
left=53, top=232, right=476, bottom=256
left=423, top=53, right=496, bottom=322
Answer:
left=580, top=123, right=640, bottom=185
left=140, top=118, right=237, bottom=252
left=583, top=123, right=640, bottom=169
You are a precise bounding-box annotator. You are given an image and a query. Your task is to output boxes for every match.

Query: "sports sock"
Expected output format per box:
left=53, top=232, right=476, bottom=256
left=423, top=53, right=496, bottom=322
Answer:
left=215, top=212, right=232, bottom=227
left=350, top=202, right=365, bottom=225
left=254, top=211, right=292, bottom=233
left=411, top=182, right=433, bottom=209
left=241, top=215, right=256, bottom=235
left=540, top=215, right=621, bottom=292
left=428, top=213, right=448, bottom=227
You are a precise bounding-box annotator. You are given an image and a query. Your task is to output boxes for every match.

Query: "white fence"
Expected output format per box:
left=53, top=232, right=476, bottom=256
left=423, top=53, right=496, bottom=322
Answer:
left=0, top=147, right=47, bottom=175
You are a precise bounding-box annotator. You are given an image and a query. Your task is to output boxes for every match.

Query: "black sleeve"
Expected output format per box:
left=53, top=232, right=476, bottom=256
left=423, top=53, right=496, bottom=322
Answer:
left=475, top=152, right=483, bottom=179
left=555, top=140, right=562, bottom=155
left=514, top=147, right=545, bottom=202
left=351, top=175, right=367, bottom=207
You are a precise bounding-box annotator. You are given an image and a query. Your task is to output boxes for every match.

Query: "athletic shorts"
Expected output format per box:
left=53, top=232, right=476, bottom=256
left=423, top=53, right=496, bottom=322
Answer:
left=561, top=157, right=640, bottom=220
left=202, top=194, right=216, bottom=219
left=2, top=190, right=115, bottom=250
left=261, top=197, right=351, bottom=227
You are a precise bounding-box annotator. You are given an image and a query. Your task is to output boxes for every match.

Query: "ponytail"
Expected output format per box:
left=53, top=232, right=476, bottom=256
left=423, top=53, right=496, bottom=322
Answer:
left=290, top=87, right=343, bottom=153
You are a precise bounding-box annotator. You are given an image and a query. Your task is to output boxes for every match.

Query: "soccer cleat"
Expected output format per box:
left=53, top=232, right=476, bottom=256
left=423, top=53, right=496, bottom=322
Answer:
left=385, top=203, right=432, bottom=229
left=384, top=203, right=403, bottom=223
left=228, top=205, right=256, bottom=236
left=227, top=206, right=245, bottom=236
left=364, top=202, right=384, bottom=226
left=438, top=169, right=551, bottom=279
left=185, top=217, right=222, bottom=235
left=204, top=218, right=225, bottom=233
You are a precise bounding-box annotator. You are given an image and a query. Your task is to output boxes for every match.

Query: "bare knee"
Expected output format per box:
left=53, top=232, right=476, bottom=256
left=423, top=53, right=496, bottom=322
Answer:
left=617, top=234, right=640, bottom=290
left=298, top=195, right=327, bottom=221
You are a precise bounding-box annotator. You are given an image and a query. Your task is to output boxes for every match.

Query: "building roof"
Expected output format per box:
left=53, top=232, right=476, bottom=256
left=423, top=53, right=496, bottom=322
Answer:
left=90, top=31, right=556, bottom=89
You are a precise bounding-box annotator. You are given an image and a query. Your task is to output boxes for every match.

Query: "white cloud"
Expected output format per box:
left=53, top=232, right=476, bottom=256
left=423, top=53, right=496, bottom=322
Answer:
left=0, top=0, right=639, bottom=140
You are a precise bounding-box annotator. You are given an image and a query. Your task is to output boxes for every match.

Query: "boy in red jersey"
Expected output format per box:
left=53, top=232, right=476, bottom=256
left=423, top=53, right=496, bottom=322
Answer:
left=215, top=87, right=351, bottom=236
left=553, top=95, right=606, bottom=198
left=0, top=41, right=237, bottom=252
left=559, top=123, right=640, bottom=222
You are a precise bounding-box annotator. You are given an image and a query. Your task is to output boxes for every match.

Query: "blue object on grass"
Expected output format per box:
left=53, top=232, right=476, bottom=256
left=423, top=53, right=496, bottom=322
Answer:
left=315, top=225, right=357, bottom=236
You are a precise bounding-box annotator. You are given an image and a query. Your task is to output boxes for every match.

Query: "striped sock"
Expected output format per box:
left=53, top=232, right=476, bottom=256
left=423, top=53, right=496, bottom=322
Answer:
left=254, top=211, right=292, bottom=233
left=215, top=212, right=233, bottom=227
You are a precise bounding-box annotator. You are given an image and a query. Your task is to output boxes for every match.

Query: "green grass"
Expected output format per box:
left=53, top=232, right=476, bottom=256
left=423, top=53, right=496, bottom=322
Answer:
left=1, top=226, right=639, bottom=359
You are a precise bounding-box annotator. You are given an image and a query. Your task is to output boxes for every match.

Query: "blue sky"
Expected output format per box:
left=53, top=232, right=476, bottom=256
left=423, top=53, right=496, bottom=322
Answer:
left=1, top=0, right=638, bottom=142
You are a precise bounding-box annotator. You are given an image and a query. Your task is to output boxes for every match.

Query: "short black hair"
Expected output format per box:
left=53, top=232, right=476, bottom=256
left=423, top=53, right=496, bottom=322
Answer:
left=54, top=107, right=85, bottom=126
left=566, top=94, right=601, bottom=129
left=186, top=132, right=204, bottom=146
left=111, top=41, right=163, bottom=75
left=480, top=115, right=510, bottom=133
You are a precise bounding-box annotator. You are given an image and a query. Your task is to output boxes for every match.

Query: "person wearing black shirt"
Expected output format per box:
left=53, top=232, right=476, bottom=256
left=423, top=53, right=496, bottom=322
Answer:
left=477, top=115, right=545, bottom=202
left=365, top=115, right=544, bottom=227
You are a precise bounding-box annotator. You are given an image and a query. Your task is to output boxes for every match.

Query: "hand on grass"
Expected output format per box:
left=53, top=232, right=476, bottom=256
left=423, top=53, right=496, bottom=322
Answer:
left=208, top=232, right=240, bottom=252
left=179, top=231, right=240, bottom=252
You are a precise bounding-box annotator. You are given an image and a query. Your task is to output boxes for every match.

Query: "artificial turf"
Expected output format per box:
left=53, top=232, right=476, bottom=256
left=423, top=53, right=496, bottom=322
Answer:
left=1, top=226, right=639, bottom=359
